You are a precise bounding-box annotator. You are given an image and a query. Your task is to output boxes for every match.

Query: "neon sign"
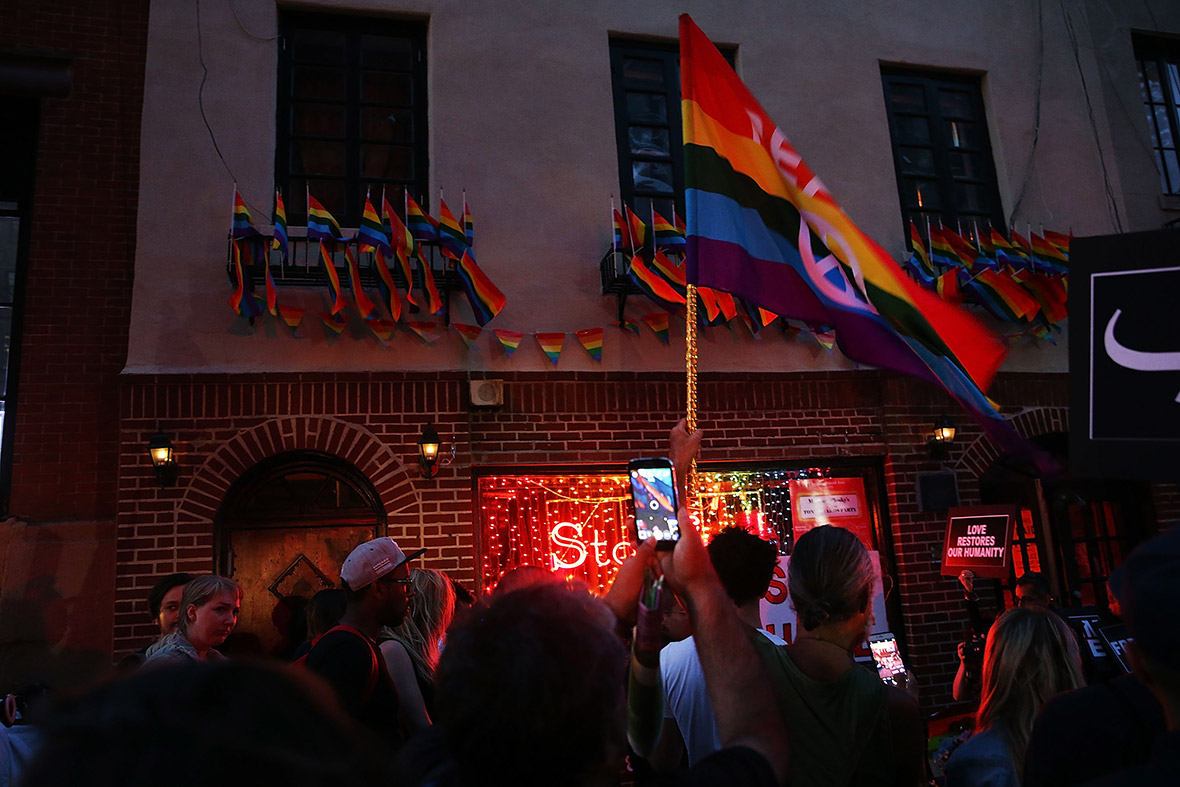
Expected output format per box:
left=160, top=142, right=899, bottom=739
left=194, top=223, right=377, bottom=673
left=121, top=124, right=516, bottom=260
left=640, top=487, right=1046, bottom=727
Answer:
left=549, top=522, right=631, bottom=569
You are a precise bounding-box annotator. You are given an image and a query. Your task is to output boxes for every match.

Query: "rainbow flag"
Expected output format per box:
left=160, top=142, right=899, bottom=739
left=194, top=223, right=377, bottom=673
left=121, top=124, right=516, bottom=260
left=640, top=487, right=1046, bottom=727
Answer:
left=944, top=227, right=978, bottom=270
left=576, top=327, right=604, bottom=361
left=1042, top=229, right=1071, bottom=257
left=356, top=195, right=390, bottom=255
left=373, top=251, right=402, bottom=323
left=493, top=329, right=524, bottom=356
left=650, top=249, right=688, bottom=291
left=416, top=246, right=444, bottom=315
left=383, top=195, right=419, bottom=305
left=679, top=15, right=1031, bottom=459
left=612, top=208, right=628, bottom=252
left=453, top=322, right=482, bottom=349
left=935, top=268, right=963, bottom=304
left=1010, top=230, right=1033, bottom=264
left=319, top=243, right=348, bottom=316
left=228, top=240, right=265, bottom=318
left=1010, top=267, right=1067, bottom=325
left=406, top=193, right=439, bottom=243
left=438, top=198, right=468, bottom=259
left=231, top=189, right=261, bottom=238
left=928, top=225, right=958, bottom=268
left=318, top=311, right=348, bottom=335
left=629, top=253, right=685, bottom=305
left=307, top=194, right=345, bottom=243
left=966, top=269, right=1040, bottom=322
left=642, top=312, right=671, bottom=344
left=277, top=305, right=304, bottom=333
left=463, top=195, right=475, bottom=248
left=263, top=246, right=279, bottom=316
left=909, top=221, right=934, bottom=276
left=455, top=249, right=507, bottom=326
left=536, top=332, right=565, bottom=365
left=345, top=244, right=378, bottom=320
left=408, top=321, right=447, bottom=344
left=653, top=209, right=687, bottom=252
left=990, top=227, right=1024, bottom=266
left=1030, top=232, right=1068, bottom=272
left=625, top=206, right=648, bottom=251
left=272, top=190, right=289, bottom=262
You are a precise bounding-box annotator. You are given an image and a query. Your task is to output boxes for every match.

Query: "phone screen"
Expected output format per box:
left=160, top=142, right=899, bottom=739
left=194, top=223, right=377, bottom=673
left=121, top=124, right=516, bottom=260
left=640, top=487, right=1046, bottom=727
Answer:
left=629, top=462, right=679, bottom=545
left=869, top=634, right=906, bottom=685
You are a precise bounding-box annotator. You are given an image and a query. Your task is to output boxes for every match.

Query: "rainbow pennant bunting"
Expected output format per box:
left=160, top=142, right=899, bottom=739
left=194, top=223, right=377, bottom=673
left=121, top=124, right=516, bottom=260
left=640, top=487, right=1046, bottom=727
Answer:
left=318, top=311, right=348, bottom=335
left=453, top=323, right=482, bottom=349
left=455, top=250, right=507, bottom=326
left=407, top=321, right=447, bottom=344
left=536, top=332, right=566, bottom=365
left=641, top=312, right=671, bottom=344
left=231, top=188, right=261, bottom=238
left=366, top=318, right=398, bottom=342
left=493, top=329, right=524, bottom=356
left=696, top=286, right=723, bottom=324
left=679, top=14, right=1046, bottom=468
left=277, top=305, right=305, bottom=333
left=611, top=319, right=640, bottom=335
left=575, top=328, right=604, bottom=362
left=813, top=330, right=836, bottom=353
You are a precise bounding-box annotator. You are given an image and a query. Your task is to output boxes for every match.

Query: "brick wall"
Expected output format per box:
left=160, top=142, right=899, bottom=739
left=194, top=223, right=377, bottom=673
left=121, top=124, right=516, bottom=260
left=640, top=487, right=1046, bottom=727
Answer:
left=1, top=0, right=145, bottom=521
left=110, top=368, right=1176, bottom=713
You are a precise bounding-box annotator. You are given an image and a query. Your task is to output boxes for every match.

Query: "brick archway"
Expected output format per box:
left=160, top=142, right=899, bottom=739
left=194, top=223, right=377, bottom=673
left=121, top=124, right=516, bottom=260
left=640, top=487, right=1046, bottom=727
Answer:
left=953, top=406, right=1070, bottom=479
left=176, top=416, right=417, bottom=528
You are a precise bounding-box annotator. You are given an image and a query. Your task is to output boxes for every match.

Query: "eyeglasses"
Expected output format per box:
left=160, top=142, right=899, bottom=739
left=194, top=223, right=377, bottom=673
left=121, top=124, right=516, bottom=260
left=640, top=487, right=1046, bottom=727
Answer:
left=377, top=575, right=413, bottom=586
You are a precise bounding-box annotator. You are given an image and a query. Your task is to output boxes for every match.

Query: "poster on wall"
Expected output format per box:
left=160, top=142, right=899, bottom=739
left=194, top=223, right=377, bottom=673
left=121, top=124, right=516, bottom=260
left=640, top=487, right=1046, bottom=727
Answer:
left=760, top=552, right=888, bottom=662
left=940, top=505, right=1016, bottom=579
left=788, top=477, right=873, bottom=547
left=1070, top=229, right=1180, bottom=479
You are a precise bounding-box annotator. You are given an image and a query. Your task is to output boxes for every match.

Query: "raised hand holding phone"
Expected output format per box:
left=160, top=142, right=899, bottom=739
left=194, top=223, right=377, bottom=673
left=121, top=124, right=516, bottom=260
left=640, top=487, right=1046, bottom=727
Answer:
left=628, top=457, right=680, bottom=549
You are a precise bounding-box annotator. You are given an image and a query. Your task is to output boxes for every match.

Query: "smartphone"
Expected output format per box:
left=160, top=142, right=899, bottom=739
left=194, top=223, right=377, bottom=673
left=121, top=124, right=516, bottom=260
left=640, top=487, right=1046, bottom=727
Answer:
left=628, top=458, right=680, bottom=549
left=868, top=632, right=907, bottom=686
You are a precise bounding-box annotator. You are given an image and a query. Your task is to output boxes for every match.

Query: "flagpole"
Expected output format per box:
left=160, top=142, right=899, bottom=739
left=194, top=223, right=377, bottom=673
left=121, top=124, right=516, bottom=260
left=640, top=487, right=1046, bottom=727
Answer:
left=685, top=279, right=698, bottom=501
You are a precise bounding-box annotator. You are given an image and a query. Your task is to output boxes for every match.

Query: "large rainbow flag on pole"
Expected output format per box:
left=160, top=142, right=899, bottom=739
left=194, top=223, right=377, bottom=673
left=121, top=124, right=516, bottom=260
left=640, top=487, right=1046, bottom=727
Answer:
left=680, top=15, right=1044, bottom=464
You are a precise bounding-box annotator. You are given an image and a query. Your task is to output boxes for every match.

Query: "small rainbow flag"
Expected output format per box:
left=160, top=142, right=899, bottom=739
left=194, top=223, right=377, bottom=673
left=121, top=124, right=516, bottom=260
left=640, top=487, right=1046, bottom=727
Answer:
left=909, top=221, right=934, bottom=276
left=345, top=244, right=378, bottom=320
left=463, top=195, right=475, bottom=248
left=277, top=305, right=305, bottom=333
left=629, top=253, right=686, bottom=305
left=272, top=190, right=288, bottom=262
left=453, top=323, right=482, bottom=349
left=935, top=269, right=962, bottom=304
left=374, top=251, right=402, bottom=323
left=308, top=194, right=345, bottom=243
left=625, top=206, right=648, bottom=250
left=320, top=243, right=348, bottom=316
left=231, top=188, right=261, bottom=238
left=228, top=241, right=265, bottom=319
left=536, top=332, right=566, bottom=365
left=696, top=287, right=723, bottom=324
left=575, top=328, right=604, bottom=362
left=417, top=247, right=444, bottom=315
left=356, top=195, right=390, bottom=255
left=456, top=250, right=507, bottom=326
left=318, top=311, right=348, bottom=335
left=653, top=209, right=686, bottom=253
left=383, top=195, right=419, bottom=305
left=642, top=312, right=671, bottom=344
left=408, top=321, right=447, bottom=344
left=406, top=193, right=439, bottom=243
left=366, top=318, right=397, bottom=342
left=813, top=330, right=836, bottom=353
left=437, top=197, right=468, bottom=259
left=493, top=329, right=524, bottom=356
left=650, top=249, right=687, bottom=290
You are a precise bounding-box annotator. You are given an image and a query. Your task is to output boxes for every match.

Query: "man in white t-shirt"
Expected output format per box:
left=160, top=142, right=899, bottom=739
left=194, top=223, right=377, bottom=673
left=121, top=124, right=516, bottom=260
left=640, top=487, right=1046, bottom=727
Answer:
left=653, top=525, right=786, bottom=768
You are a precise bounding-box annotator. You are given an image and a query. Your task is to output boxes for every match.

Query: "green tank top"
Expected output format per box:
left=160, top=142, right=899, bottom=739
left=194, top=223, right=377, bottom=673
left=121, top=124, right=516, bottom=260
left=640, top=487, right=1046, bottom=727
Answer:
left=754, top=636, right=891, bottom=787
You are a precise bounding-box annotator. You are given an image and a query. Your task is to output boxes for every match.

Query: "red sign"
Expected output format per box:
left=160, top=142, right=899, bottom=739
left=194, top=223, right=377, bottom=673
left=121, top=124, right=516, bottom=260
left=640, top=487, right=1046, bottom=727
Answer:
left=789, top=477, right=873, bottom=547
left=940, top=505, right=1017, bottom=579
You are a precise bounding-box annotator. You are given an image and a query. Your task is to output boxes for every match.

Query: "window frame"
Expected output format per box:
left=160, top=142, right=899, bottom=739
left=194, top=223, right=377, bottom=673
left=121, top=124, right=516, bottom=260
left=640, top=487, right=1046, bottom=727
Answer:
left=1133, top=34, right=1180, bottom=196
left=880, top=67, right=1006, bottom=248
left=275, top=11, right=429, bottom=229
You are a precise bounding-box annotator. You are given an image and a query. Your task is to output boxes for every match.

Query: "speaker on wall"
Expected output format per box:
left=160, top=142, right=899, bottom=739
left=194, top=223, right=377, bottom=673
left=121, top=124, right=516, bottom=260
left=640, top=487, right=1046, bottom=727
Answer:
left=916, top=471, right=960, bottom=512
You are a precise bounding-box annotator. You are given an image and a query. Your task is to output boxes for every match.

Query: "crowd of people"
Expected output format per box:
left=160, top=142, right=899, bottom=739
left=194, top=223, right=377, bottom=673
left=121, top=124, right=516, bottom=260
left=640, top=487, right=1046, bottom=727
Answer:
left=2, top=421, right=1178, bottom=787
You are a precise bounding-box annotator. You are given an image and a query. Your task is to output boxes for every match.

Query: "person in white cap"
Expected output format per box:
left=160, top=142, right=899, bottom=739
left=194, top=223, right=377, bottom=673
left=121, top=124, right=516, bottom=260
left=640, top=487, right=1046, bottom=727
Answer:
left=304, top=536, right=426, bottom=748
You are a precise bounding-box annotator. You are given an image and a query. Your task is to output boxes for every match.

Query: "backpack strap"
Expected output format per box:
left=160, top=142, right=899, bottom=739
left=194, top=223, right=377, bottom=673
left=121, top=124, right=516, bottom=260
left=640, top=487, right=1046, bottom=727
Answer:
left=300, top=624, right=382, bottom=704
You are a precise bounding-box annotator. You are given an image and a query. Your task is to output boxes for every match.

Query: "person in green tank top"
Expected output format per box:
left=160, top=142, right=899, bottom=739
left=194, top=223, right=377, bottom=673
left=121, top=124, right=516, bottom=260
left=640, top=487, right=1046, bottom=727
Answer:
left=755, top=525, right=927, bottom=787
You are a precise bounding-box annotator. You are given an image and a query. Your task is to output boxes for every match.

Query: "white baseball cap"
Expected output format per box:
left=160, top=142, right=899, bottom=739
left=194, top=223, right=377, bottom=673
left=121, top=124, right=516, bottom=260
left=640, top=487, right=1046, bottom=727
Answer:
left=340, top=537, right=427, bottom=590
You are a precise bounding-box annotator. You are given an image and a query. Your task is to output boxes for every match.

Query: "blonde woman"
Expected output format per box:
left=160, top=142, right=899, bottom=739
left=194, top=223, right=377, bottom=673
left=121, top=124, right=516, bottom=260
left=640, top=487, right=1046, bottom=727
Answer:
left=378, top=568, right=456, bottom=735
left=945, top=606, right=1084, bottom=787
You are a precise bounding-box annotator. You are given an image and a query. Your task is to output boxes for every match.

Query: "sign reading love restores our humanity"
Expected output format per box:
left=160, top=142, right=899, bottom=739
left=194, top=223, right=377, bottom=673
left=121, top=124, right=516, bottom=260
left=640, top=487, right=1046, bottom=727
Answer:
left=940, top=505, right=1017, bottom=579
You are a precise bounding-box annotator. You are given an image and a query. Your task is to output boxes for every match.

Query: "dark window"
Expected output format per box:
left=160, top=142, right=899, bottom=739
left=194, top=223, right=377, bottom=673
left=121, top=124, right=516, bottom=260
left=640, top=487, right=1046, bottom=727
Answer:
left=276, top=12, right=428, bottom=228
left=881, top=68, right=1005, bottom=247
left=1134, top=35, right=1180, bottom=196
left=609, top=39, right=683, bottom=222
left=0, top=99, right=38, bottom=515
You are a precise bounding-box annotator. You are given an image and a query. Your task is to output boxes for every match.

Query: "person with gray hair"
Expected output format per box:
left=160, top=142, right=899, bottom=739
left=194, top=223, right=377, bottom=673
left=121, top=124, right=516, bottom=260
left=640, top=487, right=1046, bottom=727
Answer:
left=146, top=575, right=242, bottom=665
left=756, top=524, right=925, bottom=787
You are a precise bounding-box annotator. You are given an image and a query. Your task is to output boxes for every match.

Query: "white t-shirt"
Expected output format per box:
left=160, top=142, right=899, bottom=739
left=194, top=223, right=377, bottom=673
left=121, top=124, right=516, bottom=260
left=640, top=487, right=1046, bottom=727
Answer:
left=660, top=627, right=787, bottom=766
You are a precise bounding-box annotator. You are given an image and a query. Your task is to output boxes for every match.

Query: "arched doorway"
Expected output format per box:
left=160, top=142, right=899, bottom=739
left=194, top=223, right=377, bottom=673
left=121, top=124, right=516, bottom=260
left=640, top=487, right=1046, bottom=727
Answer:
left=214, top=451, right=385, bottom=658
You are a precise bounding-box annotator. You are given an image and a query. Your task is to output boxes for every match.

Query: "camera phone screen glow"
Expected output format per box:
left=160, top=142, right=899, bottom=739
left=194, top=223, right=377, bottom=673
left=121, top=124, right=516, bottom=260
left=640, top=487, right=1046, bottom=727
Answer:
left=630, top=466, right=679, bottom=542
